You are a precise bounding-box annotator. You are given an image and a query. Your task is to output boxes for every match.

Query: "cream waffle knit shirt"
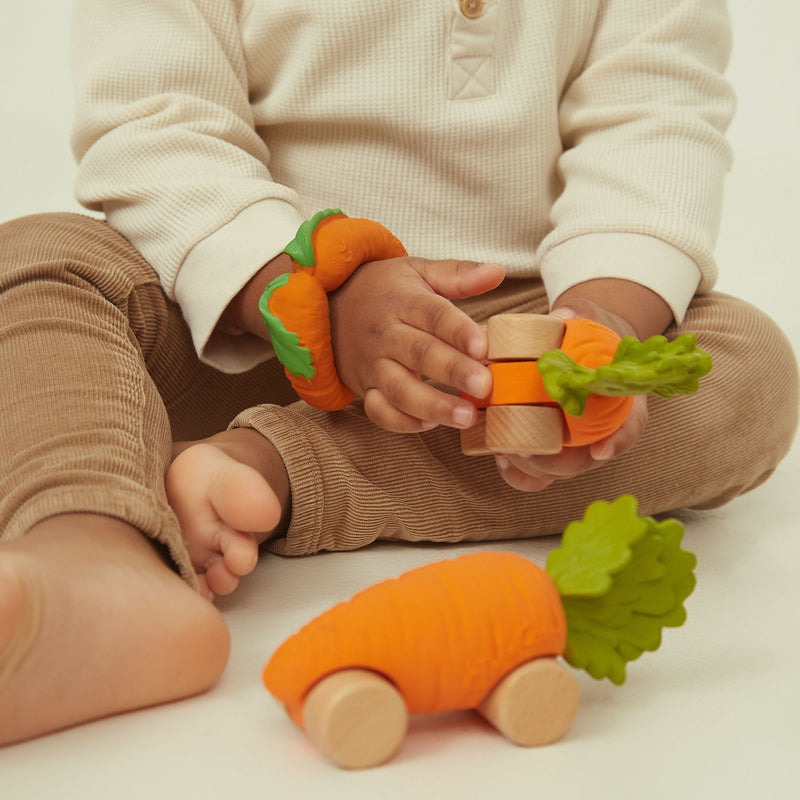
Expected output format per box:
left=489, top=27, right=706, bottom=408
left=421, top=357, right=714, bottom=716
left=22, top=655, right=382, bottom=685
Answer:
left=71, top=0, right=736, bottom=372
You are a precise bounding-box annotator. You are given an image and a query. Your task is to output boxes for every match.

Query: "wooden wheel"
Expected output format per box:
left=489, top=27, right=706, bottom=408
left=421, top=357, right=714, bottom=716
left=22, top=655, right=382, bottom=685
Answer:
left=478, top=657, right=579, bottom=747
left=487, top=314, right=565, bottom=360
left=485, top=405, right=563, bottom=455
left=302, top=669, right=409, bottom=769
left=460, top=406, right=564, bottom=456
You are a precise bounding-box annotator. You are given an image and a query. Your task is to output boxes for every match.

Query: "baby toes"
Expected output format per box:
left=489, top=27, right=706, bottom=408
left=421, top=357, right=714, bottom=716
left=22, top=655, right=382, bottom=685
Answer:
left=203, top=557, right=242, bottom=599
left=219, top=528, right=259, bottom=578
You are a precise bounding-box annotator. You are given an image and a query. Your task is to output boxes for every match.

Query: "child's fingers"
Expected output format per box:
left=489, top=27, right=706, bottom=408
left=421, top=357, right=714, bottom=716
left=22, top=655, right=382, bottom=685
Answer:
left=399, top=290, right=489, bottom=362
left=398, top=329, right=491, bottom=399
left=365, top=360, right=479, bottom=430
left=495, top=398, right=649, bottom=491
left=494, top=455, right=556, bottom=492
left=412, top=258, right=505, bottom=301
left=362, top=388, right=438, bottom=433
left=589, top=396, right=648, bottom=461
left=501, top=447, right=596, bottom=482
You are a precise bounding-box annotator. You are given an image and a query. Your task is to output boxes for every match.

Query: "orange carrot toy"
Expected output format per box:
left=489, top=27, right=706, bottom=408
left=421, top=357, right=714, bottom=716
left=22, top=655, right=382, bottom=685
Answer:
left=461, top=313, right=712, bottom=455
left=259, top=209, right=407, bottom=410
left=263, top=496, right=696, bottom=769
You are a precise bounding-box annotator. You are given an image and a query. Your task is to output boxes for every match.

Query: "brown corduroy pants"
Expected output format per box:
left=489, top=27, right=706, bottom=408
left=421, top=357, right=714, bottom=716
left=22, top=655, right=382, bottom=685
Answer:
left=1, top=213, right=797, bottom=586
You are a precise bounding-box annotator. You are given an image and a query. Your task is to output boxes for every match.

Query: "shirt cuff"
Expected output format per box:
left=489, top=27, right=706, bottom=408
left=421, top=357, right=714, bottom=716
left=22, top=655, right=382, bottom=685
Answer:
left=174, top=199, right=306, bottom=373
left=539, top=233, right=703, bottom=324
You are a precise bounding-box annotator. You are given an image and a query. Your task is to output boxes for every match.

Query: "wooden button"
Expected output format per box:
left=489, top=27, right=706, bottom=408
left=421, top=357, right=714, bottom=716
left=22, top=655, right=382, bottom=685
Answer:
left=460, top=0, right=485, bottom=19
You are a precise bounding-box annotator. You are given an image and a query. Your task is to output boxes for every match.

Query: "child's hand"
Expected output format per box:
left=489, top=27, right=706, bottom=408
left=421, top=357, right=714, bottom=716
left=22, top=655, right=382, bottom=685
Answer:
left=328, top=257, right=505, bottom=432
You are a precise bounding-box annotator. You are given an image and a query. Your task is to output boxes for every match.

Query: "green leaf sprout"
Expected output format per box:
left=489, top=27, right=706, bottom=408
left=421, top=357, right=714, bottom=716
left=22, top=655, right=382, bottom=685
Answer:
left=258, top=273, right=316, bottom=381
left=537, top=333, right=712, bottom=417
left=546, top=496, right=697, bottom=685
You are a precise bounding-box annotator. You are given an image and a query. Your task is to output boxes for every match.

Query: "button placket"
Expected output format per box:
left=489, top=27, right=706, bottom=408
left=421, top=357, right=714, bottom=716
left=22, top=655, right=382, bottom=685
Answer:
left=449, top=0, right=499, bottom=100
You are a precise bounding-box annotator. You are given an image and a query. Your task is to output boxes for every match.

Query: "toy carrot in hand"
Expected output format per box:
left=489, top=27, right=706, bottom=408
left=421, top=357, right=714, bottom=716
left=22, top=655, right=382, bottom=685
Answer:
left=262, top=496, right=696, bottom=769
left=461, top=314, right=712, bottom=455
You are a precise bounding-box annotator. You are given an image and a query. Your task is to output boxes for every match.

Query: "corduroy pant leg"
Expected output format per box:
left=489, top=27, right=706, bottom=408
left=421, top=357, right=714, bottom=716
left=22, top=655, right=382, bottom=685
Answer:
left=0, top=212, right=295, bottom=586
left=230, top=279, right=799, bottom=557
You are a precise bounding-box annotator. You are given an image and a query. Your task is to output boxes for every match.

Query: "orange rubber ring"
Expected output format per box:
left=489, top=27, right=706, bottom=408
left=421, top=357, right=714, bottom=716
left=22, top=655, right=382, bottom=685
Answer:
left=264, top=212, right=407, bottom=411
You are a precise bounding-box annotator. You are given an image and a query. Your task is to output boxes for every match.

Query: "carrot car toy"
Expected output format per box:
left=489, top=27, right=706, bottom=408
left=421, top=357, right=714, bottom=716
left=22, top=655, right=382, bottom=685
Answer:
left=461, top=313, right=712, bottom=455
left=263, top=496, right=696, bottom=769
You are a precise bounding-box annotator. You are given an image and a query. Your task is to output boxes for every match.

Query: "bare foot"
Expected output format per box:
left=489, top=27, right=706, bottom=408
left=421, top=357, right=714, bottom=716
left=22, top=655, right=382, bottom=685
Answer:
left=167, top=428, right=290, bottom=600
left=0, top=514, right=230, bottom=746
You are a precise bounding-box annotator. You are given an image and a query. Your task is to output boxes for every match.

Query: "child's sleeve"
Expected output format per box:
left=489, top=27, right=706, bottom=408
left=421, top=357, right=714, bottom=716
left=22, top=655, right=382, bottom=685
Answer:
left=538, top=0, right=737, bottom=323
left=71, top=0, right=304, bottom=371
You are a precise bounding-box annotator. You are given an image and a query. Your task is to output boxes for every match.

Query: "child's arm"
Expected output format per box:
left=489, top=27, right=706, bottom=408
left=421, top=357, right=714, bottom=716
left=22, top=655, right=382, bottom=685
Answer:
left=538, top=1, right=735, bottom=332
left=71, top=0, right=309, bottom=374
left=552, top=279, right=674, bottom=343
left=497, top=0, right=735, bottom=491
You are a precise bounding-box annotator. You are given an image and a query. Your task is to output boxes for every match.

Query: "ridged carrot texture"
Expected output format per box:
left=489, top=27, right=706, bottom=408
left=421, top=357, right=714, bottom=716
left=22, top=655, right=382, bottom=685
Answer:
left=263, top=270, right=354, bottom=410
left=260, top=209, right=407, bottom=410
left=262, top=551, right=567, bottom=729
left=297, top=211, right=407, bottom=293
left=557, top=318, right=635, bottom=447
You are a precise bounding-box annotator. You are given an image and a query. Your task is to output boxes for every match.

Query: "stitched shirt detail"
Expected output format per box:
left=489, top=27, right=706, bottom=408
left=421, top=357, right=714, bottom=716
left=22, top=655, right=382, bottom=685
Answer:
left=449, top=0, right=499, bottom=100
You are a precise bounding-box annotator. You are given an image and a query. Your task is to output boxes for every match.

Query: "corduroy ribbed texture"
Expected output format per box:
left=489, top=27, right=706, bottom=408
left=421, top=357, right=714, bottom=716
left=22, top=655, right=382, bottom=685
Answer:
left=0, top=213, right=296, bottom=586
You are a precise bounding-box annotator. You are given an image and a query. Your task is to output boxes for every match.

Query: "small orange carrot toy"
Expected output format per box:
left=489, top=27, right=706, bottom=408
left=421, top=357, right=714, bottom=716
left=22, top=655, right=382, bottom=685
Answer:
left=461, top=313, right=712, bottom=455
left=263, top=496, right=696, bottom=769
left=259, top=209, right=407, bottom=410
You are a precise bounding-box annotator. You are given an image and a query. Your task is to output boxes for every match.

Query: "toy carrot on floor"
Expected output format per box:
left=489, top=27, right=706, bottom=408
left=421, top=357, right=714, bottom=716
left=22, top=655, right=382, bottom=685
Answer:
left=263, top=496, right=696, bottom=769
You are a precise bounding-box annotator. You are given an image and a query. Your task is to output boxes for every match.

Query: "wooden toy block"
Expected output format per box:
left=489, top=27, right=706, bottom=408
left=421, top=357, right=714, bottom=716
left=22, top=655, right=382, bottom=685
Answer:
left=486, top=313, right=564, bottom=361
left=302, top=668, right=408, bottom=770
left=478, top=657, right=580, bottom=747
left=485, top=405, right=563, bottom=455
left=460, top=409, right=492, bottom=456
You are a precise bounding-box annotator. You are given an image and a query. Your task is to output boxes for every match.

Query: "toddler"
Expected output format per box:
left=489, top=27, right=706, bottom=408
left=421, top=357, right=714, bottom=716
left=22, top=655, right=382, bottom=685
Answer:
left=1, top=0, right=797, bottom=746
